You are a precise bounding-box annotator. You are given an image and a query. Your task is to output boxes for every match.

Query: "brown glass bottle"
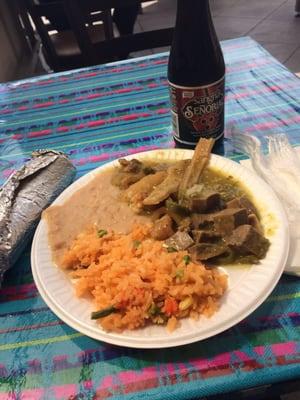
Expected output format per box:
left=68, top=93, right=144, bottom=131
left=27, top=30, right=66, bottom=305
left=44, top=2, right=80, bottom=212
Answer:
left=168, top=0, right=225, bottom=150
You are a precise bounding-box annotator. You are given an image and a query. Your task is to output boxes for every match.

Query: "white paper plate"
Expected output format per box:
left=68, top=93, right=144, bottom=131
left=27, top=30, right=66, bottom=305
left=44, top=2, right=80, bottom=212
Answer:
left=31, top=149, right=289, bottom=348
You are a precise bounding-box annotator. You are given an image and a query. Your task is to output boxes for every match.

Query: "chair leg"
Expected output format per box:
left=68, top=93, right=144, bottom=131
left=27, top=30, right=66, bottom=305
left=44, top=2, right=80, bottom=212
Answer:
left=102, top=10, right=114, bottom=40
left=38, top=43, right=53, bottom=73
left=296, top=0, right=300, bottom=15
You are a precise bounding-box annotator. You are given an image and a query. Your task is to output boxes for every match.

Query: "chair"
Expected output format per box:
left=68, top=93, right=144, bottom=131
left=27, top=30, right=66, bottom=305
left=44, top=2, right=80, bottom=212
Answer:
left=62, top=0, right=174, bottom=67
left=23, top=0, right=114, bottom=71
left=12, top=0, right=38, bottom=52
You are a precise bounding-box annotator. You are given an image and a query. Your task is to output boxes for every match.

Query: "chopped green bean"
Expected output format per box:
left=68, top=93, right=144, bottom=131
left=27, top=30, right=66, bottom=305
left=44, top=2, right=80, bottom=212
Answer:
left=91, top=306, right=116, bottom=319
left=167, top=246, right=178, bottom=253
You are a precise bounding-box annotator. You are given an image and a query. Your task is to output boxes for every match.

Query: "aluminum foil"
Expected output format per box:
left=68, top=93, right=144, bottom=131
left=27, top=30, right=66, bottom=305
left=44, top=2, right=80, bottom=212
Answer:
left=0, top=150, right=76, bottom=285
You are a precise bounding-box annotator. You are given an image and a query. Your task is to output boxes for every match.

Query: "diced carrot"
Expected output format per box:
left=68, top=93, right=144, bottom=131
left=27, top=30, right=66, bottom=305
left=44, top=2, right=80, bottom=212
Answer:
left=163, top=297, right=178, bottom=316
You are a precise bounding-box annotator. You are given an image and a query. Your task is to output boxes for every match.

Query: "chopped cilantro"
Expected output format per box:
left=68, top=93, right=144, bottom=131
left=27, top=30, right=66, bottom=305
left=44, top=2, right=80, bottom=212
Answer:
left=97, top=229, right=108, bottom=238
left=183, top=255, right=191, bottom=265
left=133, top=240, right=141, bottom=249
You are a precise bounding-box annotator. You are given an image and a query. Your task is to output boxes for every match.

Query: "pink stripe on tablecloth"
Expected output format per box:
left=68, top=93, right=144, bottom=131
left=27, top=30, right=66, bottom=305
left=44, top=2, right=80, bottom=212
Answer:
left=99, top=367, right=157, bottom=390
left=52, top=384, right=77, bottom=398
left=74, top=144, right=165, bottom=166
left=272, top=342, right=297, bottom=356
left=254, top=341, right=296, bottom=357
left=0, top=389, right=44, bottom=400
left=190, top=353, right=231, bottom=370
left=233, top=351, right=252, bottom=362
left=247, top=115, right=300, bottom=131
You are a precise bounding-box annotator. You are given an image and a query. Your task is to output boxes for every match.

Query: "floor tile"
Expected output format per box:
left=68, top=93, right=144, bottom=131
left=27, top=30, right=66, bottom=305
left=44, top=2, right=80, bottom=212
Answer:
left=212, top=0, right=285, bottom=18
left=129, top=49, right=154, bottom=58
left=284, top=45, right=300, bottom=71
left=212, top=16, right=260, bottom=40
left=141, top=0, right=174, bottom=15
left=210, top=0, right=240, bottom=17
left=152, top=46, right=170, bottom=54
left=267, top=0, right=300, bottom=20
left=138, top=11, right=176, bottom=31
left=259, top=41, right=299, bottom=63
left=133, top=20, right=143, bottom=34
left=249, top=18, right=300, bottom=44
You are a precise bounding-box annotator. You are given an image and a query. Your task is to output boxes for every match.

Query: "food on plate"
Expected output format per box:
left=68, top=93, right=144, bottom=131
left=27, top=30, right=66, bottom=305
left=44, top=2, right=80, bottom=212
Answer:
left=63, top=224, right=227, bottom=332
left=44, top=139, right=271, bottom=332
left=111, top=139, right=270, bottom=265
left=43, top=169, right=149, bottom=268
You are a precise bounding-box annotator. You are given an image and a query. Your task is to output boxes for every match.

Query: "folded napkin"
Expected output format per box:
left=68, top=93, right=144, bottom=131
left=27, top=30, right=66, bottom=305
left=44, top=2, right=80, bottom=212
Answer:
left=231, top=129, right=300, bottom=277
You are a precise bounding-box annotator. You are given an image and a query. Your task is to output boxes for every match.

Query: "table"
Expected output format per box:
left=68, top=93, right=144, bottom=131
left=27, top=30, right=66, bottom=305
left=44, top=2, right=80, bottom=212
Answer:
left=0, top=37, right=300, bottom=400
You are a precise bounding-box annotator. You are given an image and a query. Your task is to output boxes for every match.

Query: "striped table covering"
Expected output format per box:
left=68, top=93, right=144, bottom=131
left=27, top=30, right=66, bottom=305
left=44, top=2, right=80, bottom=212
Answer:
left=0, top=37, right=300, bottom=400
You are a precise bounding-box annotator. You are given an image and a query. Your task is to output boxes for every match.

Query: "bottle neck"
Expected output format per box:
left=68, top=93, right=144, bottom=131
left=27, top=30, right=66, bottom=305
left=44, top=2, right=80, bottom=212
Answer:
left=175, top=0, right=211, bottom=28
left=168, top=0, right=225, bottom=86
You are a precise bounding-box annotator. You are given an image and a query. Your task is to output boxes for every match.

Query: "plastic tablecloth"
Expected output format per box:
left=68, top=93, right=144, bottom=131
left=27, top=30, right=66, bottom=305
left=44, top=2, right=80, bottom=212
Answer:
left=0, top=37, right=300, bottom=400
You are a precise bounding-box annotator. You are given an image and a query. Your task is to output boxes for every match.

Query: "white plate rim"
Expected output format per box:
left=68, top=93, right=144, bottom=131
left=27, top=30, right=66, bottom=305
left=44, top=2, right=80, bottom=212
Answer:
left=31, top=149, right=290, bottom=348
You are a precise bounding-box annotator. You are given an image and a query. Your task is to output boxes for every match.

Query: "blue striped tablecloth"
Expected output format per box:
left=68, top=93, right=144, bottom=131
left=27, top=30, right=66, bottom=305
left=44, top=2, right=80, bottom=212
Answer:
left=0, top=37, right=299, bottom=400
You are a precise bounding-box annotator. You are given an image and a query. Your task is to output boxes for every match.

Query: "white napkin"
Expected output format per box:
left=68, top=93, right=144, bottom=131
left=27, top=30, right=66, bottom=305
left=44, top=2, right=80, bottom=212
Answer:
left=231, top=130, right=300, bottom=277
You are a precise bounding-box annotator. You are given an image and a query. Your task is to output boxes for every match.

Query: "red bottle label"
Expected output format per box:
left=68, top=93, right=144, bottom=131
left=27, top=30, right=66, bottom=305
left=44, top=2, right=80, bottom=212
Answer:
left=169, top=76, right=225, bottom=145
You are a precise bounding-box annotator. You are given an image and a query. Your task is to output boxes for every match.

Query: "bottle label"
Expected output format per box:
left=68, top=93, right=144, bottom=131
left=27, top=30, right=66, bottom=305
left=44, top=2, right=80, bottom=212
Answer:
left=169, top=76, right=225, bottom=145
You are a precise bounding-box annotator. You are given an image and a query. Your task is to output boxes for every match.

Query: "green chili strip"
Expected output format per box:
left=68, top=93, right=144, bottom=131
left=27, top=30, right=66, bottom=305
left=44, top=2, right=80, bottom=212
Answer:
left=167, top=246, right=178, bottom=253
left=91, top=306, right=116, bottom=319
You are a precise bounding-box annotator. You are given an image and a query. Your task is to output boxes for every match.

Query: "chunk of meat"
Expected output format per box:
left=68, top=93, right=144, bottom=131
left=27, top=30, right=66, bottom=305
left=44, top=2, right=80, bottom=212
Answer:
left=192, top=207, right=248, bottom=235
left=212, top=208, right=248, bottom=236
left=239, top=196, right=258, bottom=216
left=191, top=213, right=214, bottom=229
left=151, top=215, right=174, bottom=240
left=143, top=160, right=190, bottom=206
left=248, top=213, right=263, bottom=234
left=188, top=190, right=221, bottom=213
left=123, top=171, right=167, bottom=213
left=227, top=196, right=258, bottom=217
left=226, top=198, right=240, bottom=209
left=111, top=158, right=146, bottom=189
left=119, top=158, right=143, bottom=173
left=177, top=217, right=192, bottom=231
left=165, top=231, right=194, bottom=250
left=189, top=243, right=228, bottom=261
left=225, top=224, right=270, bottom=258
left=192, top=230, right=221, bottom=244
left=151, top=207, right=167, bottom=221
left=111, top=170, right=145, bottom=189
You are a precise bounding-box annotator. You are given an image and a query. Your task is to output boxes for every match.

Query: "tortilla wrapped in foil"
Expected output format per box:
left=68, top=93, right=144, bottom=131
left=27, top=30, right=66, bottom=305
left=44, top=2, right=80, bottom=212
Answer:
left=0, top=150, right=76, bottom=285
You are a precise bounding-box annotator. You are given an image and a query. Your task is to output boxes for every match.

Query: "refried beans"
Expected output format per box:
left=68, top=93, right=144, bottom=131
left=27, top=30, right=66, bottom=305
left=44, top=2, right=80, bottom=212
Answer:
left=43, top=169, right=150, bottom=267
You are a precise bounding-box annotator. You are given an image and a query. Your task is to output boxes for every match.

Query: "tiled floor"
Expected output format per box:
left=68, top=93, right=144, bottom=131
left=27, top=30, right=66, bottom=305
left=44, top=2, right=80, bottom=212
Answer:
left=135, top=0, right=300, bottom=73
